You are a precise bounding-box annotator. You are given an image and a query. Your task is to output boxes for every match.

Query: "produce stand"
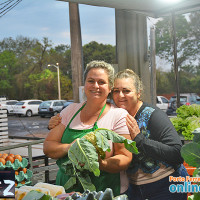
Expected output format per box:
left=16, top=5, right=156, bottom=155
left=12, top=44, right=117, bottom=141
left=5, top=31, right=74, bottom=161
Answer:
left=0, top=139, right=59, bottom=185
left=0, top=133, right=131, bottom=199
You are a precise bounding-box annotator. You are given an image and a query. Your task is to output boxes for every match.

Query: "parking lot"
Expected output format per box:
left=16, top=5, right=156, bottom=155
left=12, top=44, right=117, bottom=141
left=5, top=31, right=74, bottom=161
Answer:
left=8, top=115, right=50, bottom=138
left=7, top=113, right=175, bottom=139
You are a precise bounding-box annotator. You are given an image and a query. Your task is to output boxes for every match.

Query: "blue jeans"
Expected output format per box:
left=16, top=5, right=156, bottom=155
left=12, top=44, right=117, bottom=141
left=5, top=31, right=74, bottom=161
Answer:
left=125, top=164, right=188, bottom=200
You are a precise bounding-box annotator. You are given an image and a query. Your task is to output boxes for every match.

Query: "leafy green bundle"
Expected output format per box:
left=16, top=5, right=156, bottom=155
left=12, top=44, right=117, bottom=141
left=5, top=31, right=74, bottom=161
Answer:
left=181, top=128, right=200, bottom=200
left=170, top=105, right=200, bottom=140
left=59, top=128, right=139, bottom=191
left=23, top=188, right=129, bottom=200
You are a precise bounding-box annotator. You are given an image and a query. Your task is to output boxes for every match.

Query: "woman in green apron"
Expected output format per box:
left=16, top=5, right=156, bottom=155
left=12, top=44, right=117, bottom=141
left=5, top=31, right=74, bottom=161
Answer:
left=43, top=61, right=135, bottom=196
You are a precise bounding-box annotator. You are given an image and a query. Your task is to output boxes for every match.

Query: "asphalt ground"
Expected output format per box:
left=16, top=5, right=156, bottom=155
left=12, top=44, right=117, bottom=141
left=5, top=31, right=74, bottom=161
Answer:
left=8, top=115, right=50, bottom=139
left=7, top=113, right=175, bottom=139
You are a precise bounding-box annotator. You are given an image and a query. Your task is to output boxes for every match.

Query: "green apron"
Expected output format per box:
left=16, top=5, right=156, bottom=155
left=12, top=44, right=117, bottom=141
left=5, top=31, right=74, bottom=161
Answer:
left=56, top=103, right=120, bottom=196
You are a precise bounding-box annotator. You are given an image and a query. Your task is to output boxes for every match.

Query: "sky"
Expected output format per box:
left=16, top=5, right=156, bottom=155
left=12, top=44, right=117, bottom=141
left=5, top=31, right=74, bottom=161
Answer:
left=0, top=0, right=116, bottom=46
left=1, top=0, right=170, bottom=70
left=0, top=0, right=159, bottom=46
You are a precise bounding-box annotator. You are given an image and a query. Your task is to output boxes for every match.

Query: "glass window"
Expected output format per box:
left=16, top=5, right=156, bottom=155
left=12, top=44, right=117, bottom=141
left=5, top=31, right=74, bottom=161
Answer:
left=170, top=96, right=176, bottom=102
left=28, top=101, right=42, bottom=105
left=15, top=102, right=24, bottom=105
left=41, top=101, right=51, bottom=106
left=161, top=97, right=169, bottom=103
left=7, top=101, right=18, bottom=105
left=57, top=101, right=63, bottom=106
left=54, top=102, right=63, bottom=106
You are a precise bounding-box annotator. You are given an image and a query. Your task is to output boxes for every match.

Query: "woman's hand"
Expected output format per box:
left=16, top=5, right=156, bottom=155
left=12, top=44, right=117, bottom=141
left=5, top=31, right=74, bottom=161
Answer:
left=48, top=113, right=62, bottom=130
left=126, top=114, right=140, bottom=140
left=98, top=134, right=133, bottom=173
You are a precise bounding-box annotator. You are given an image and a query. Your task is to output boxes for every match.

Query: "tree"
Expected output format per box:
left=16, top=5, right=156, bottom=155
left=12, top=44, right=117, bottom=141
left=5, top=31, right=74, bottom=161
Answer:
left=0, top=50, right=18, bottom=98
left=155, top=14, right=190, bottom=68
left=187, top=11, right=200, bottom=62
left=155, top=11, right=200, bottom=95
left=83, top=41, right=116, bottom=68
left=48, top=45, right=71, bottom=77
left=156, top=69, right=175, bottom=94
left=0, top=36, right=38, bottom=58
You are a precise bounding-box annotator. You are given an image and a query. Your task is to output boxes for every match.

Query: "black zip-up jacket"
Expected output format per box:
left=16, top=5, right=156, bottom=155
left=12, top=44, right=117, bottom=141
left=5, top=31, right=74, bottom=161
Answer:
left=129, top=102, right=183, bottom=174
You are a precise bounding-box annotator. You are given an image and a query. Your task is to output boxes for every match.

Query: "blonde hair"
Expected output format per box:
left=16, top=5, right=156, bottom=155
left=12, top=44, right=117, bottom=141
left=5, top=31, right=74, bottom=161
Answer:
left=114, top=69, right=144, bottom=99
left=83, top=60, right=114, bottom=89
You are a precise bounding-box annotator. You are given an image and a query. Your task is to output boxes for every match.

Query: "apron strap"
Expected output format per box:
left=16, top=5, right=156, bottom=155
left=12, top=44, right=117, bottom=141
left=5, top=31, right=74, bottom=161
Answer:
left=67, top=103, right=107, bottom=129
left=67, top=103, right=86, bottom=128
left=95, top=103, right=106, bottom=121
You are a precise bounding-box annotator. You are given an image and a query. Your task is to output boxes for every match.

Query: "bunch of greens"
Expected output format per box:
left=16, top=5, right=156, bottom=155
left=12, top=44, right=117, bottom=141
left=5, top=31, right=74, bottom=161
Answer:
left=23, top=188, right=129, bottom=200
left=59, top=128, right=139, bottom=192
left=170, top=105, right=200, bottom=140
left=23, top=190, right=58, bottom=200
left=176, top=104, right=200, bottom=119
left=181, top=128, right=200, bottom=200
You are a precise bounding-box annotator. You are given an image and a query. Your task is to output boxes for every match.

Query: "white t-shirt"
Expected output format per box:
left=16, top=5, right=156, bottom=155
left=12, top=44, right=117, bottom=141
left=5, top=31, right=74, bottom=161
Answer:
left=60, top=102, right=130, bottom=193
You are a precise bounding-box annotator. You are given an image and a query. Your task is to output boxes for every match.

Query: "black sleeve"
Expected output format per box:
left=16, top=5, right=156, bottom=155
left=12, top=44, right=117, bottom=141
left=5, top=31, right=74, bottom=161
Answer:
left=134, top=109, right=184, bottom=166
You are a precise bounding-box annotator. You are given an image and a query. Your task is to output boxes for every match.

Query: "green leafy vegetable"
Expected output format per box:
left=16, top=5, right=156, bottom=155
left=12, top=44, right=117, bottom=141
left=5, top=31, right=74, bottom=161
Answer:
left=170, top=105, right=200, bottom=140
left=181, top=128, right=200, bottom=167
left=22, top=187, right=128, bottom=200
left=62, top=128, right=139, bottom=191
left=176, top=105, right=200, bottom=119
left=23, top=190, right=58, bottom=200
left=181, top=128, right=200, bottom=200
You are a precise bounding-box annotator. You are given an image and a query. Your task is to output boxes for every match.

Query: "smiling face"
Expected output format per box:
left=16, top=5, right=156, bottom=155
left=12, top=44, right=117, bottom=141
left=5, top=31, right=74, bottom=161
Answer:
left=84, top=68, right=111, bottom=102
left=112, top=78, right=141, bottom=114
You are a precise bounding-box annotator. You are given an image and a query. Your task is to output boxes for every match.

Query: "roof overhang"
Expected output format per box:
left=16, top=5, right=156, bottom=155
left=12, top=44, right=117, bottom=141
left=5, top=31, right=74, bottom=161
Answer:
left=58, top=0, right=200, bottom=17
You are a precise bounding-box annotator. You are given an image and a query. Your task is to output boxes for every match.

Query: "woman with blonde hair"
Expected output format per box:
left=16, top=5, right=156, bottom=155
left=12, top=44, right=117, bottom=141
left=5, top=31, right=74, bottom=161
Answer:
left=44, top=61, right=139, bottom=196
left=49, top=68, right=187, bottom=199
left=112, top=69, right=187, bottom=200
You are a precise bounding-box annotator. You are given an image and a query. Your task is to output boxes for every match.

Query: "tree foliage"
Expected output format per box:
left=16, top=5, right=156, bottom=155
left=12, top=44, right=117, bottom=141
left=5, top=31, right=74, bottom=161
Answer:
left=1, top=19, right=200, bottom=100
left=155, top=11, right=200, bottom=96
left=0, top=37, right=116, bottom=100
left=83, top=41, right=116, bottom=69
left=155, top=14, right=190, bottom=67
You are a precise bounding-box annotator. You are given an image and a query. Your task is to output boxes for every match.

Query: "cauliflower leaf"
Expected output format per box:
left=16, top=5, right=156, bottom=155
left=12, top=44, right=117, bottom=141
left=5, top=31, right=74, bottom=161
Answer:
left=61, top=128, right=139, bottom=192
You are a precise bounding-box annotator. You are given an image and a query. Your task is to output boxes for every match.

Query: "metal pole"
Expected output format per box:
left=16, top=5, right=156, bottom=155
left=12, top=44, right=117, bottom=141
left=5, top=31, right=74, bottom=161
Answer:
left=48, top=63, right=62, bottom=100
left=172, top=11, right=180, bottom=108
left=57, top=64, right=61, bottom=100
left=150, top=26, right=157, bottom=106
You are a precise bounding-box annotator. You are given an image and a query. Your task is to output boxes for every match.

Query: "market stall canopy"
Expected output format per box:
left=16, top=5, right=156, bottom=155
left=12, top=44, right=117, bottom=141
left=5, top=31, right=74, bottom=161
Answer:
left=58, top=0, right=200, bottom=17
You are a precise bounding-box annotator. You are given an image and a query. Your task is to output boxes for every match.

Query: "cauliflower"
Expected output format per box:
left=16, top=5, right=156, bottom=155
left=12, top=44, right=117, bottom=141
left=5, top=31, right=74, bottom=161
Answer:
left=84, top=132, right=106, bottom=159
left=61, top=128, right=138, bottom=192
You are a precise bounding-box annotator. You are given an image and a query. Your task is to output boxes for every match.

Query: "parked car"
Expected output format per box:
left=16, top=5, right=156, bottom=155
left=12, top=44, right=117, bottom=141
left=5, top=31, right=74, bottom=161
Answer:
left=13, top=100, right=43, bottom=117
left=62, top=100, right=74, bottom=110
left=0, top=100, right=18, bottom=114
left=156, top=96, right=169, bottom=112
left=196, top=97, right=200, bottom=105
left=167, top=93, right=200, bottom=115
left=38, top=100, right=67, bottom=117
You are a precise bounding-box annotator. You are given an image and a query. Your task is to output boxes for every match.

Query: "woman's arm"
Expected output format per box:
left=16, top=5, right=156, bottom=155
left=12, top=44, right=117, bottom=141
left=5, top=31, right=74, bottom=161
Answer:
left=43, top=123, right=72, bottom=159
left=127, top=110, right=183, bottom=165
left=99, top=134, right=132, bottom=173
left=48, top=114, right=61, bottom=130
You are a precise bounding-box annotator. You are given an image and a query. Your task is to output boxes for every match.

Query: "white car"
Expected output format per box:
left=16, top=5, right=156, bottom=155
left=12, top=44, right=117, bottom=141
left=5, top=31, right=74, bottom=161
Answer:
left=0, top=100, right=18, bottom=114
left=13, top=100, right=43, bottom=117
left=156, top=96, right=169, bottom=112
